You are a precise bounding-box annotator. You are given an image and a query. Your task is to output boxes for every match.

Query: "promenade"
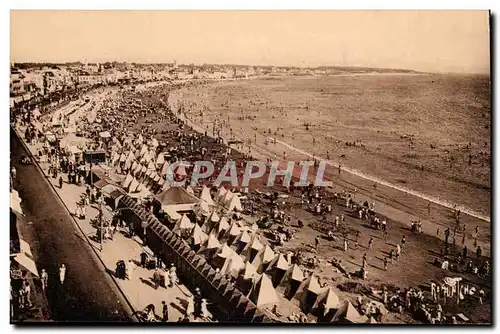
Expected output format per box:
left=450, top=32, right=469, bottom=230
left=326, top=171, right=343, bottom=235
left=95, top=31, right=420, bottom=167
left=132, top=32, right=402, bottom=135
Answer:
left=14, top=96, right=212, bottom=322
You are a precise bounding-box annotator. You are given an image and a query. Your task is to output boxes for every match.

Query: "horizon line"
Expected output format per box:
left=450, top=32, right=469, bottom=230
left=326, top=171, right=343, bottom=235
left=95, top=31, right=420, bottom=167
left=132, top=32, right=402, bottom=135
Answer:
left=9, top=60, right=491, bottom=76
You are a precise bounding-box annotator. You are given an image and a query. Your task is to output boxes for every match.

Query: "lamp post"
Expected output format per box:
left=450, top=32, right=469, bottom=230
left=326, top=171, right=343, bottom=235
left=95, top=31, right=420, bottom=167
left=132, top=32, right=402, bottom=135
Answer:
left=98, top=197, right=104, bottom=251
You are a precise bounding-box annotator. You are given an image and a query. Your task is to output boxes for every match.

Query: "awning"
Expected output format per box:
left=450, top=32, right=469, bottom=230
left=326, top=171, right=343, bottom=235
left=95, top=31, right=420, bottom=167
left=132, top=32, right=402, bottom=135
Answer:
left=19, top=238, right=33, bottom=257
left=13, top=253, right=39, bottom=277
left=10, top=192, right=23, bottom=216
left=164, top=207, right=182, bottom=221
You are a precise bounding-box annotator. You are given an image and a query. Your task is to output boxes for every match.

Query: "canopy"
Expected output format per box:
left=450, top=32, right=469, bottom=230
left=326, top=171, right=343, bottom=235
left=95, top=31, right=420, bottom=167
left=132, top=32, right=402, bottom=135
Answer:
left=12, top=253, right=39, bottom=277
left=10, top=191, right=23, bottom=215
left=164, top=208, right=182, bottom=221
left=248, top=274, right=279, bottom=307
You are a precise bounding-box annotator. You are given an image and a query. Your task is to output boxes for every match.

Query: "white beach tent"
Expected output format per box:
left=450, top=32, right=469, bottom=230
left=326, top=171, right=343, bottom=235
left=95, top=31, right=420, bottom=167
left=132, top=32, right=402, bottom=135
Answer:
left=190, top=224, right=208, bottom=246
left=312, top=287, right=342, bottom=316
left=247, top=274, right=280, bottom=307
left=251, top=245, right=276, bottom=273
left=200, top=186, right=216, bottom=207
left=228, top=195, right=243, bottom=212
left=121, top=173, right=134, bottom=189
left=172, top=214, right=195, bottom=237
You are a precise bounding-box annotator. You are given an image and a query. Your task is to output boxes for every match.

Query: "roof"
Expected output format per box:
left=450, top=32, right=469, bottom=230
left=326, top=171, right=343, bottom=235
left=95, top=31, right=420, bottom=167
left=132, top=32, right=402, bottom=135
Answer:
left=154, top=187, right=200, bottom=206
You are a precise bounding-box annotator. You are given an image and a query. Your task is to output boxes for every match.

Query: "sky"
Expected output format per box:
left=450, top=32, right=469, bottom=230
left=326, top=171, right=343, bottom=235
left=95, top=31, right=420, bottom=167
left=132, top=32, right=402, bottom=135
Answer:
left=10, top=10, right=491, bottom=73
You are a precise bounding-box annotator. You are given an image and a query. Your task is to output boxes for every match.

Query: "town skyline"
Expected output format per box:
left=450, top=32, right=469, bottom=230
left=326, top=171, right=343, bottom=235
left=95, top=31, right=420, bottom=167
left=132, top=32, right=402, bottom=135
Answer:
left=11, top=10, right=490, bottom=74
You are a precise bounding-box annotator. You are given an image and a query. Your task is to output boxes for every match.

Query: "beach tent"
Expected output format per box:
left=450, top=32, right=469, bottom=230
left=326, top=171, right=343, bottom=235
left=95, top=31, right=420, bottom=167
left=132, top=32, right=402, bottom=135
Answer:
left=266, top=254, right=289, bottom=287
left=190, top=224, right=208, bottom=246
left=294, top=274, right=323, bottom=313
left=228, top=195, right=243, bottom=212
left=330, top=300, right=364, bottom=324
left=241, top=235, right=264, bottom=262
left=221, top=253, right=245, bottom=279
left=198, top=232, right=221, bottom=258
left=248, top=274, right=280, bottom=308
left=235, top=261, right=259, bottom=295
left=172, top=214, right=194, bottom=237
left=212, top=244, right=235, bottom=270
left=123, top=158, right=132, bottom=171
left=121, top=173, right=133, bottom=189
left=156, top=153, right=165, bottom=166
left=226, top=221, right=242, bottom=239
left=200, top=186, right=216, bottom=207
left=365, top=316, right=378, bottom=324
left=147, top=161, right=156, bottom=171
left=131, top=161, right=138, bottom=172
left=215, top=217, right=230, bottom=238
left=252, top=245, right=276, bottom=273
left=278, top=264, right=304, bottom=298
left=128, top=177, right=140, bottom=193
left=312, top=287, right=342, bottom=317
left=196, top=201, right=212, bottom=218
left=216, top=186, right=227, bottom=201
left=222, top=190, right=234, bottom=205
left=231, top=230, right=252, bottom=254
left=185, top=185, right=195, bottom=195
left=160, top=161, right=171, bottom=177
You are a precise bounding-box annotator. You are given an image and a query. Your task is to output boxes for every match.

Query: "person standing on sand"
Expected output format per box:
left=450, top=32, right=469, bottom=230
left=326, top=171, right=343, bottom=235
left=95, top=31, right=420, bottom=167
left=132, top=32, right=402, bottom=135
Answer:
left=59, top=264, right=66, bottom=285
left=384, top=258, right=388, bottom=271
left=315, top=237, right=320, bottom=250
left=368, top=237, right=374, bottom=250
left=59, top=176, right=63, bottom=189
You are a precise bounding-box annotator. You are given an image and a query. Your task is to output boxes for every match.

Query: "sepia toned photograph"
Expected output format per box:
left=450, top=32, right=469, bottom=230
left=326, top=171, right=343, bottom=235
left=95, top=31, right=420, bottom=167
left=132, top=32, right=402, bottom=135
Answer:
left=9, top=10, right=491, bottom=324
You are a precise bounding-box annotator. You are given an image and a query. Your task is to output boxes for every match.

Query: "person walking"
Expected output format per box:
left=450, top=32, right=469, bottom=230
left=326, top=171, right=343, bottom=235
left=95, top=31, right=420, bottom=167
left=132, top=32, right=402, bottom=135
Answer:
left=59, top=264, right=66, bottom=285
left=476, top=246, right=482, bottom=259
left=368, top=237, right=374, bottom=250
left=153, top=269, right=161, bottom=289
left=344, top=238, right=348, bottom=252
left=23, top=281, right=32, bottom=307
left=315, top=236, right=320, bottom=250
left=362, top=253, right=368, bottom=268
left=41, top=269, right=48, bottom=292
left=384, top=257, right=388, bottom=271
left=161, top=301, right=169, bottom=322
left=59, top=175, right=63, bottom=189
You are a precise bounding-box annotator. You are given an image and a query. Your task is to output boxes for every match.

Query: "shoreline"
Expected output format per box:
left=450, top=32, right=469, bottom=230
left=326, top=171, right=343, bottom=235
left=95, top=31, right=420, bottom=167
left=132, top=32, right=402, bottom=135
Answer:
left=168, top=78, right=490, bottom=223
